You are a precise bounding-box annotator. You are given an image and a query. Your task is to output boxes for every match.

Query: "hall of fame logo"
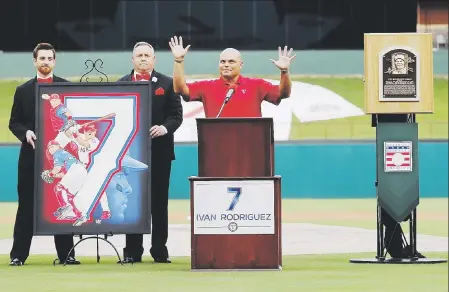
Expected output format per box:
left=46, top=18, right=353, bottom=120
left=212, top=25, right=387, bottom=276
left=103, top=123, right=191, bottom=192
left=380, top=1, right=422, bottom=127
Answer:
left=384, top=141, right=413, bottom=172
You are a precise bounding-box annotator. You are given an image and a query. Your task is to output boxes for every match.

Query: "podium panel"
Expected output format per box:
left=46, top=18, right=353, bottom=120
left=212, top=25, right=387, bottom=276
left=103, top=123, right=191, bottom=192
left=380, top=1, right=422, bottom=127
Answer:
left=196, top=118, right=274, bottom=177
left=189, top=176, right=282, bottom=270
left=364, top=33, right=434, bottom=114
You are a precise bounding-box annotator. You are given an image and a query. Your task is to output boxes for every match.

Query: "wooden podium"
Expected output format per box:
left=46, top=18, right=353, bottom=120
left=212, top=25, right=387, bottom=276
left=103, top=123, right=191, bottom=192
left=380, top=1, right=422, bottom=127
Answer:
left=189, top=118, right=282, bottom=270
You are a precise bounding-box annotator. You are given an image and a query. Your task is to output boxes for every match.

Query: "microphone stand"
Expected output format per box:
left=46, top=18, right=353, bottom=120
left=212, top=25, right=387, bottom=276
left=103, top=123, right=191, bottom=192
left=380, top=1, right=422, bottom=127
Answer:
left=216, top=88, right=234, bottom=118
left=216, top=101, right=227, bottom=118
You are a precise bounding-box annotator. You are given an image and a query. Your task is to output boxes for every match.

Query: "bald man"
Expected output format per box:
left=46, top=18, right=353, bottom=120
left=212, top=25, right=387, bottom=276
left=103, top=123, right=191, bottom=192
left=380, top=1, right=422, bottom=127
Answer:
left=169, top=36, right=296, bottom=118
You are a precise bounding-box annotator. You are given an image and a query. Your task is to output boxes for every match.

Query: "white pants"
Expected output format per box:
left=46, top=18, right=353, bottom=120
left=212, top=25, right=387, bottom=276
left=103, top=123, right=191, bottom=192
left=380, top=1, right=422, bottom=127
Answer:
left=59, top=163, right=87, bottom=195
left=53, top=131, right=71, bottom=148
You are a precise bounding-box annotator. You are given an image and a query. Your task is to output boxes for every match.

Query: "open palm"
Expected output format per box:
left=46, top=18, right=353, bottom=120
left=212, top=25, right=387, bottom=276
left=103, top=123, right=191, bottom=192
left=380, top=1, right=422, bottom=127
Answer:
left=270, top=46, right=296, bottom=70
left=169, top=36, right=191, bottom=60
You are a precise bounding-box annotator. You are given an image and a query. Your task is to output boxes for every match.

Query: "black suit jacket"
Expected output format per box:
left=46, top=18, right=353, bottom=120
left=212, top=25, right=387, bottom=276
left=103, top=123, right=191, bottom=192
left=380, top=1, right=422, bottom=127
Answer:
left=117, top=70, right=183, bottom=161
left=9, top=75, right=69, bottom=170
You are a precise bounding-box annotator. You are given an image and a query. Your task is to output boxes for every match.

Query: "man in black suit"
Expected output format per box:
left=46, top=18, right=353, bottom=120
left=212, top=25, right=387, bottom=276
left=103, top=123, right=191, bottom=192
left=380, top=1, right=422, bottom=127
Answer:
left=117, top=41, right=183, bottom=263
left=8, top=43, right=80, bottom=266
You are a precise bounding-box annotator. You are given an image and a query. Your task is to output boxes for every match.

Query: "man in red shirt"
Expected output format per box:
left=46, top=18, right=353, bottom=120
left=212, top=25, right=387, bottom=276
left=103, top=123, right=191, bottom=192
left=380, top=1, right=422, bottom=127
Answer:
left=168, top=36, right=296, bottom=118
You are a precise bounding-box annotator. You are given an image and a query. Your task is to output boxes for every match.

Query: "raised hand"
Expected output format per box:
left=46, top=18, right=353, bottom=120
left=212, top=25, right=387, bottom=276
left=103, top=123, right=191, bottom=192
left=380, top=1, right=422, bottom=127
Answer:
left=169, top=36, right=191, bottom=60
left=270, top=46, right=296, bottom=70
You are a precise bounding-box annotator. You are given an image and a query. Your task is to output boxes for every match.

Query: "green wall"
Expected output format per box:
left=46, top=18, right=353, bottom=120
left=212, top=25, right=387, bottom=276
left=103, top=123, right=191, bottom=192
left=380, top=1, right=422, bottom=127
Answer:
left=1, top=142, right=447, bottom=202
left=0, top=50, right=447, bottom=78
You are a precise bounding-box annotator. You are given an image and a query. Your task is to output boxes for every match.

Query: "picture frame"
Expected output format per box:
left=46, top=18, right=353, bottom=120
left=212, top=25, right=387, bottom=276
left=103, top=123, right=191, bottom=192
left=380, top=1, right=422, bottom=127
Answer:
left=33, top=81, right=152, bottom=236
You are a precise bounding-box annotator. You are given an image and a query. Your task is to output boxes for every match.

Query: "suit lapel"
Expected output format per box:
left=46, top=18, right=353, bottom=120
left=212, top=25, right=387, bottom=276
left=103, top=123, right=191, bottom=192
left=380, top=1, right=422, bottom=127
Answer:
left=151, top=71, right=160, bottom=95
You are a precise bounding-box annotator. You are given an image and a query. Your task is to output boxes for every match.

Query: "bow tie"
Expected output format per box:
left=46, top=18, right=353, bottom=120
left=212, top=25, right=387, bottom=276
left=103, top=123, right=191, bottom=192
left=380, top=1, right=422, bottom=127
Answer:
left=135, top=73, right=150, bottom=81
left=38, top=77, right=53, bottom=83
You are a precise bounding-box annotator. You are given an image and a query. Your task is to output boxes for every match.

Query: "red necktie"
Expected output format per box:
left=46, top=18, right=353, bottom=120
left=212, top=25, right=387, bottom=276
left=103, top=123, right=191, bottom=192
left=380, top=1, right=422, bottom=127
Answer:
left=38, top=77, right=53, bottom=83
left=135, top=73, right=150, bottom=81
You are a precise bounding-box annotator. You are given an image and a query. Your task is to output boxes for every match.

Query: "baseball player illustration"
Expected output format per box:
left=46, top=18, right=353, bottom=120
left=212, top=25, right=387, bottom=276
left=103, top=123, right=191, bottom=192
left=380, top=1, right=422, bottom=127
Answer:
left=71, top=124, right=111, bottom=220
left=41, top=140, right=88, bottom=220
left=42, top=93, right=78, bottom=148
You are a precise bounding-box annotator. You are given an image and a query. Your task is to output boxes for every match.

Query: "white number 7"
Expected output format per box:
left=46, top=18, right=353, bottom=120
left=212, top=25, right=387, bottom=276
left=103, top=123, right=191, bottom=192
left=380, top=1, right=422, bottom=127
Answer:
left=67, top=94, right=138, bottom=219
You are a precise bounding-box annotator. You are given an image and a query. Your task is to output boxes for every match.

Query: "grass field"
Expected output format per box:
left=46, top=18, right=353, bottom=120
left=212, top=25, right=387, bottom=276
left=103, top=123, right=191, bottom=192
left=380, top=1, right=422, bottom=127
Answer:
left=1, top=198, right=447, bottom=239
left=0, top=76, right=447, bottom=291
left=0, top=198, right=447, bottom=291
left=289, top=77, right=448, bottom=140
left=0, top=253, right=447, bottom=292
left=0, top=76, right=447, bottom=142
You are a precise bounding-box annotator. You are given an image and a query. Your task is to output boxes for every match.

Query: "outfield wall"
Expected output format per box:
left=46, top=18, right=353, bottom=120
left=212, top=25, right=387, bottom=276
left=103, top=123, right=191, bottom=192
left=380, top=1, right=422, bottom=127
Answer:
left=0, top=141, right=447, bottom=202
left=0, top=50, right=448, bottom=78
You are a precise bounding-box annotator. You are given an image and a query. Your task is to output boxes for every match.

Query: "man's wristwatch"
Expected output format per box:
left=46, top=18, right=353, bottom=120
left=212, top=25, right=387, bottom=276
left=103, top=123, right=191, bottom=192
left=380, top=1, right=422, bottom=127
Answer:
left=281, top=69, right=289, bottom=73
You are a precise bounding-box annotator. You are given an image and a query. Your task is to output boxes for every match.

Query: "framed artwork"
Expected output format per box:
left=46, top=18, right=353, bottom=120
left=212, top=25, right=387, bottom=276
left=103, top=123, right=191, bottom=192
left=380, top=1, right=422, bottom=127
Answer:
left=33, top=81, right=152, bottom=236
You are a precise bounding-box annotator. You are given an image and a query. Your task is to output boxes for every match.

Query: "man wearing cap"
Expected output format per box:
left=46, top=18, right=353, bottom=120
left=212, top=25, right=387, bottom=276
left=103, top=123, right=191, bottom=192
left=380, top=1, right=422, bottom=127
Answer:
left=8, top=43, right=80, bottom=266
left=117, top=41, right=183, bottom=264
left=168, top=36, right=296, bottom=117
left=391, top=53, right=408, bottom=74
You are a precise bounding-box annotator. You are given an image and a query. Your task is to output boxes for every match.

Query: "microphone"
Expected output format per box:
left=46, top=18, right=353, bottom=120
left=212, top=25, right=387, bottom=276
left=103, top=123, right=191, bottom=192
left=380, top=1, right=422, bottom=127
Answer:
left=216, top=84, right=236, bottom=118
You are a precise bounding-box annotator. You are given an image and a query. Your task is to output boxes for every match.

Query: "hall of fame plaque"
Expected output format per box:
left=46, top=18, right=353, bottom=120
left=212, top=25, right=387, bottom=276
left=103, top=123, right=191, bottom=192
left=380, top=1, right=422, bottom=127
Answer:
left=378, top=47, right=419, bottom=102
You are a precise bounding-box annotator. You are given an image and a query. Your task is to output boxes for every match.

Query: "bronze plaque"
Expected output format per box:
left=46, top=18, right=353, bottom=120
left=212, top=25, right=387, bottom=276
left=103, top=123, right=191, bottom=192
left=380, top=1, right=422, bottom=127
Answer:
left=379, top=48, right=419, bottom=102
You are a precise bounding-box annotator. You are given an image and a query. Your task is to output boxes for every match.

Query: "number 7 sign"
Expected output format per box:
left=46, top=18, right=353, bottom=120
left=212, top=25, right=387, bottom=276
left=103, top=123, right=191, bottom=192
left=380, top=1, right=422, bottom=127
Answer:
left=34, top=82, right=152, bottom=236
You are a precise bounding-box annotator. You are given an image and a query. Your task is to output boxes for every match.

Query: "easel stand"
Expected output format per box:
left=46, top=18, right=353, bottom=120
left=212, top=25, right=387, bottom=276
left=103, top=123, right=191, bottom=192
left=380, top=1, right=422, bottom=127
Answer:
left=54, top=234, right=125, bottom=266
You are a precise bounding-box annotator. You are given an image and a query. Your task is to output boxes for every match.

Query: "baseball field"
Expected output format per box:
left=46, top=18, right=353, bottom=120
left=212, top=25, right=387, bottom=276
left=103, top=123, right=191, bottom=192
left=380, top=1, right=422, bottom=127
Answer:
left=0, top=199, right=447, bottom=291
left=0, top=77, right=447, bottom=291
left=0, top=77, right=448, bottom=142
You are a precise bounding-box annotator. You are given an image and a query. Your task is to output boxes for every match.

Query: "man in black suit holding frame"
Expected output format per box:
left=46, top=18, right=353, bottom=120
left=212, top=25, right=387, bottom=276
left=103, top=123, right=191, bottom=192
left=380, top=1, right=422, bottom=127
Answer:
left=118, top=41, right=183, bottom=264
left=8, top=43, right=80, bottom=266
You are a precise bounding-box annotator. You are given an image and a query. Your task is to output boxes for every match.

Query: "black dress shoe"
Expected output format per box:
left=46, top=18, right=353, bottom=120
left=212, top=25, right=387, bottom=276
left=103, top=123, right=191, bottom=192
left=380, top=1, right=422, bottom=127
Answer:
left=154, top=257, right=171, bottom=263
left=63, top=257, right=81, bottom=265
left=118, top=257, right=136, bottom=264
left=9, top=258, right=23, bottom=266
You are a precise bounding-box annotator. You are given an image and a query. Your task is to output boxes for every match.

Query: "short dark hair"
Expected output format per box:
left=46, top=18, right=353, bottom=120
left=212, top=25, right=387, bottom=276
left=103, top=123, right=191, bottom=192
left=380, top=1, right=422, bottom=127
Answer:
left=33, top=43, right=56, bottom=59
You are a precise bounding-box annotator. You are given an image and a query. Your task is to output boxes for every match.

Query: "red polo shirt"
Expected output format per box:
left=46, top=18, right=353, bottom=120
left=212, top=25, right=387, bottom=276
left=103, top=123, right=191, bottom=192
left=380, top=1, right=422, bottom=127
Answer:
left=186, top=75, right=281, bottom=118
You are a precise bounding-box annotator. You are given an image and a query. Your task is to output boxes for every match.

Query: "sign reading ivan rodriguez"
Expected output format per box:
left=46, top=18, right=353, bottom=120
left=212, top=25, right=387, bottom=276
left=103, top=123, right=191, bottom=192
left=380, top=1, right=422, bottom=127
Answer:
left=193, top=180, right=275, bottom=235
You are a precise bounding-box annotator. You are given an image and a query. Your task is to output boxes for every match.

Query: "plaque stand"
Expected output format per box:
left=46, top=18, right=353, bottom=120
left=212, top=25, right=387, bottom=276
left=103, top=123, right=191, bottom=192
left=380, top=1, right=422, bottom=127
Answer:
left=350, top=115, right=446, bottom=264
left=351, top=33, right=446, bottom=264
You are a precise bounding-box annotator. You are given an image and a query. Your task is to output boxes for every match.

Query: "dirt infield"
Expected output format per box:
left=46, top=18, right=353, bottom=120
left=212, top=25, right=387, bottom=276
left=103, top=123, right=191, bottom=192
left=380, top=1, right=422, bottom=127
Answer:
left=0, top=223, right=447, bottom=258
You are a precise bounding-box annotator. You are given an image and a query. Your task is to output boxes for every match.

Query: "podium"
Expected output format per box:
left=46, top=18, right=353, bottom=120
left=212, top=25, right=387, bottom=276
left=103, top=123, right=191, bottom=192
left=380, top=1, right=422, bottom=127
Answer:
left=189, top=118, right=282, bottom=270
left=350, top=33, right=446, bottom=264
